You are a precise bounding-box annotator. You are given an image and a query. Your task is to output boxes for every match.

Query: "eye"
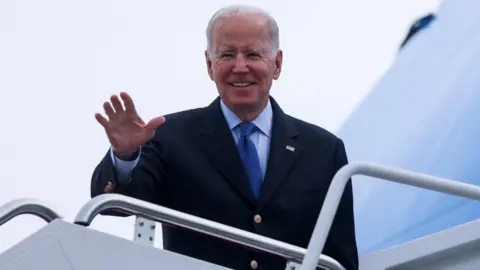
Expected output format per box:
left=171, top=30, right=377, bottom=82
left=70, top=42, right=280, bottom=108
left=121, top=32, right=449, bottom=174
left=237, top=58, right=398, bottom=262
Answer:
left=220, top=53, right=234, bottom=59
left=247, top=52, right=261, bottom=58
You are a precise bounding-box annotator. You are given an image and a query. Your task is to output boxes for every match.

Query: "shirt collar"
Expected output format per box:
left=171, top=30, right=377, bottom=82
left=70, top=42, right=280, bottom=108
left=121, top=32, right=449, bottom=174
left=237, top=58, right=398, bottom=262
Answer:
left=220, top=99, right=272, bottom=137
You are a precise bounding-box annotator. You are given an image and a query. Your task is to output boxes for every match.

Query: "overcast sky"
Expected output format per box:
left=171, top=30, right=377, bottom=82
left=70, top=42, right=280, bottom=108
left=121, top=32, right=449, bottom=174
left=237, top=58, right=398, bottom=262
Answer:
left=0, top=0, right=442, bottom=252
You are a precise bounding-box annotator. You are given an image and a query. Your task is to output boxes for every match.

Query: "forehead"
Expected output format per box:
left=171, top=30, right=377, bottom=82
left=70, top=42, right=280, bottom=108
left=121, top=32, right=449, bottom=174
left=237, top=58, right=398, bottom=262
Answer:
left=212, top=14, right=271, bottom=50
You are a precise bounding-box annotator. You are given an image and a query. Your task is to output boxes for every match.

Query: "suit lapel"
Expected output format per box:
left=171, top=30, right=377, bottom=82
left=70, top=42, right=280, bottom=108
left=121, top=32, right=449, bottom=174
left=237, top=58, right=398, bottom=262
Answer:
left=258, top=98, right=301, bottom=209
left=197, top=98, right=257, bottom=206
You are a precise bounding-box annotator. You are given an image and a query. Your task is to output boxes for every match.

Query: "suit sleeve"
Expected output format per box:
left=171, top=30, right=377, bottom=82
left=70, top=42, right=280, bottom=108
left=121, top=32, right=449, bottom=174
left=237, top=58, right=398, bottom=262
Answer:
left=90, top=136, right=167, bottom=215
left=323, top=138, right=359, bottom=270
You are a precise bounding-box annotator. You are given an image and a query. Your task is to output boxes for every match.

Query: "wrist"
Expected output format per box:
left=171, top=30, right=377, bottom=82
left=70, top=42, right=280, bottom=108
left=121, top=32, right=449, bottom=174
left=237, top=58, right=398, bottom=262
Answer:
left=113, top=148, right=140, bottom=161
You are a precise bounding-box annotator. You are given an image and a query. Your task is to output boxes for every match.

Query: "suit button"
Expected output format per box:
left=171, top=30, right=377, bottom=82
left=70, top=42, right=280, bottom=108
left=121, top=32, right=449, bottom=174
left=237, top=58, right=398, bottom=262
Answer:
left=104, top=181, right=115, bottom=193
left=250, top=260, right=258, bottom=269
left=253, top=214, right=262, bottom=224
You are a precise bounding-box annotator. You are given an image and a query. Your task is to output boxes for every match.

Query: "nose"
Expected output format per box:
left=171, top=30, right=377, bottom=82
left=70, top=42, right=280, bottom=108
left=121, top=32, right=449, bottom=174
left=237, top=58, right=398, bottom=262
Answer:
left=232, top=55, right=249, bottom=73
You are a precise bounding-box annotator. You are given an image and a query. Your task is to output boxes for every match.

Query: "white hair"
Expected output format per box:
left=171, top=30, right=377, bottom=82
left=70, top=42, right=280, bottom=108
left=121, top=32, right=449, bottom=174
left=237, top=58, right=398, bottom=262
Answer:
left=205, top=5, right=280, bottom=56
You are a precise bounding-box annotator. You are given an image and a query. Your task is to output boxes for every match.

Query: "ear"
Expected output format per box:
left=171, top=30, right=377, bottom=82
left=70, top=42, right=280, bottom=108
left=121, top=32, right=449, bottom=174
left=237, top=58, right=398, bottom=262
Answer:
left=272, top=49, right=283, bottom=80
left=205, top=50, right=214, bottom=81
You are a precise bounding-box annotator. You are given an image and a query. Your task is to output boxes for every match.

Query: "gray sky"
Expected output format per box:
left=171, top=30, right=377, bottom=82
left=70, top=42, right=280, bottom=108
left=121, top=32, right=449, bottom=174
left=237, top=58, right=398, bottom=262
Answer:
left=0, top=0, right=441, bottom=251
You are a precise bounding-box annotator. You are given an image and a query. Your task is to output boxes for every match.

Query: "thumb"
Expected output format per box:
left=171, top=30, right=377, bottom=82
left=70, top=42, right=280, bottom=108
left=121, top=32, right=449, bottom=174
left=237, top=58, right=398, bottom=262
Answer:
left=145, top=116, right=166, bottom=131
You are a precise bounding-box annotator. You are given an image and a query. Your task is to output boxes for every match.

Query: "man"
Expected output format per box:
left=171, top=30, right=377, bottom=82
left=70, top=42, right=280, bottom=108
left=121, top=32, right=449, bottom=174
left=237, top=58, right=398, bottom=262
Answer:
left=91, top=4, right=358, bottom=270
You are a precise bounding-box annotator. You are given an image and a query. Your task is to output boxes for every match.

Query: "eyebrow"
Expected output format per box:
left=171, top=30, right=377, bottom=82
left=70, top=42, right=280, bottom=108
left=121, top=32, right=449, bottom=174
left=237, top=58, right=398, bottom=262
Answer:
left=216, top=46, right=266, bottom=53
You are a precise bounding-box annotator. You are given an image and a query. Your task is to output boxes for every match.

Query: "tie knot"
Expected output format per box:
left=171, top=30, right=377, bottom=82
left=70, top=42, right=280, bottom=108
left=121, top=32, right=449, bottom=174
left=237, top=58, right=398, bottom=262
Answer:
left=238, top=122, right=256, bottom=137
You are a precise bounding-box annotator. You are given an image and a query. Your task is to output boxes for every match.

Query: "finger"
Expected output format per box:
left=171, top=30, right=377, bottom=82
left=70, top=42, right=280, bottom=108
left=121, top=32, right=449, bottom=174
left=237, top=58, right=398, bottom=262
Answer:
left=121, top=92, right=144, bottom=124
left=110, top=95, right=124, bottom=114
left=120, top=92, right=137, bottom=114
left=145, top=116, right=166, bottom=131
left=103, top=102, right=115, bottom=119
left=95, top=113, right=110, bottom=129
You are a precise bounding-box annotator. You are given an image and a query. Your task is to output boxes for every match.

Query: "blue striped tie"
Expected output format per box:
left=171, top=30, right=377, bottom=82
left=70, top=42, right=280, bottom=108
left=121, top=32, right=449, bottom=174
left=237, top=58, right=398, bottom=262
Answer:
left=236, top=122, right=263, bottom=199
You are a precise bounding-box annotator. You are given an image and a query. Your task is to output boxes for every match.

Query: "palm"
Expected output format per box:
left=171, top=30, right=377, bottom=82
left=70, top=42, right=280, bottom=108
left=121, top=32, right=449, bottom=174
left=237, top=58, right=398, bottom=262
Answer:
left=95, top=92, right=165, bottom=157
left=107, top=113, right=150, bottom=151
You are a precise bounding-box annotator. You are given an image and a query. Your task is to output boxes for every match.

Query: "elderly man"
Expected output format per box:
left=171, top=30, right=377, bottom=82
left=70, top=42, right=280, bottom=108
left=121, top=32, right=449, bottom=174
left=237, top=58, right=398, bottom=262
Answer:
left=92, top=4, right=358, bottom=270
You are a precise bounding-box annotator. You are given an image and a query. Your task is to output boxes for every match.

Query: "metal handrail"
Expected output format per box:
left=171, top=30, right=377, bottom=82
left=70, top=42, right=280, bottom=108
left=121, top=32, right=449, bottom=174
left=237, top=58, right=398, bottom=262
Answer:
left=0, top=198, right=63, bottom=226
left=299, top=161, right=480, bottom=270
left=74, top=193, right=345, bottom=270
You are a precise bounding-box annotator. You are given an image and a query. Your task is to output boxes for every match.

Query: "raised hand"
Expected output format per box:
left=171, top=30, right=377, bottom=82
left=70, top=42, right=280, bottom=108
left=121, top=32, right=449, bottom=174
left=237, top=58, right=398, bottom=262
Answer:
left=95, top=92, right=165, bottom=158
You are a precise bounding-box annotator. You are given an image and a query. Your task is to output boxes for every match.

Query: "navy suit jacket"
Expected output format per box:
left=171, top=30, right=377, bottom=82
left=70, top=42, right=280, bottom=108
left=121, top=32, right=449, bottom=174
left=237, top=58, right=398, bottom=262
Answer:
left=91, top=96, right=358, bottom=270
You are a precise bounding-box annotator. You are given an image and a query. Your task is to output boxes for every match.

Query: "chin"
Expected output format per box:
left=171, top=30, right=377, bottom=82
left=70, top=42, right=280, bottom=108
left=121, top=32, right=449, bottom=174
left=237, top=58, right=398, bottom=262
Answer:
left=229, top=97, right=265, bottom=111
left=229, top=94, right=258, bottom=105
left=222, top=85, right=265, bottom=108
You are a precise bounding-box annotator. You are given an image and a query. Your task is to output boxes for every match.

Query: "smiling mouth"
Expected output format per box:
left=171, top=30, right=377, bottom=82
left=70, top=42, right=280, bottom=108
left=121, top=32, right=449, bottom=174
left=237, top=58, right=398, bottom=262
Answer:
left=230, top=82, right=255, bottom=87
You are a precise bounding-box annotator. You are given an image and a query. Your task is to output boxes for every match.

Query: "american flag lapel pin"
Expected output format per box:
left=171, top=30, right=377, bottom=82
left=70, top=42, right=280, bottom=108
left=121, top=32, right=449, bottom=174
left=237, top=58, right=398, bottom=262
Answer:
left=286, top=145, right=295, bottom=152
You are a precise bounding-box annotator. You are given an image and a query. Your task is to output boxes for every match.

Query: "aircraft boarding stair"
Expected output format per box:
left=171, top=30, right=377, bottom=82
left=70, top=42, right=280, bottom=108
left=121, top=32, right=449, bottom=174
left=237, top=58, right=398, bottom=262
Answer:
left=1, top=162, right=480, bottom=270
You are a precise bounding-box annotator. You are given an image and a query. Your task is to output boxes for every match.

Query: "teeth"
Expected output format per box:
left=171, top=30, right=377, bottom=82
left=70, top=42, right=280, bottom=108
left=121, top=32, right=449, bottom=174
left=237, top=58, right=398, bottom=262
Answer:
left=232, top=82, right=251, bottom=87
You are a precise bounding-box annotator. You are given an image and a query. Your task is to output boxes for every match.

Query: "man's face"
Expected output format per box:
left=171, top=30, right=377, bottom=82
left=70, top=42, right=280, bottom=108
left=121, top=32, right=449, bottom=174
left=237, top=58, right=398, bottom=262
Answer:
left=205, top=13, right=282, bottom=113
